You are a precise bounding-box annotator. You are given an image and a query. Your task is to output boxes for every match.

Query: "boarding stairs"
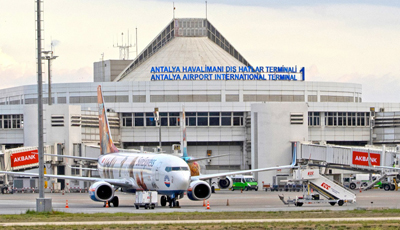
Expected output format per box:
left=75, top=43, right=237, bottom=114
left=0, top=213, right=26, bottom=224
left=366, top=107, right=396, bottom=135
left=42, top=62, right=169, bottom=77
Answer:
left=294, top=168, right=356, bottom=203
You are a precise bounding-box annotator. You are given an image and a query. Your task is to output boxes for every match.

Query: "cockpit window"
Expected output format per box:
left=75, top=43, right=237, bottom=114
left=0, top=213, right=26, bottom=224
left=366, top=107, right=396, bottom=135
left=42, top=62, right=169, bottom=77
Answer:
left=165, top=166, right=189, bottom=172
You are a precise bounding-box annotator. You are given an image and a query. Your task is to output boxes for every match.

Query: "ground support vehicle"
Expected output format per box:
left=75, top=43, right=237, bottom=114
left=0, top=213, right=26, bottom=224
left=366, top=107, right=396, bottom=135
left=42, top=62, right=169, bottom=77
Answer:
left=134, top=191, right=158, bottom=209
left=279, top=168, right=356, bottom=207
left=362, top=173, right=399, bottom=191
left=231, top=175, right=258, bottom=191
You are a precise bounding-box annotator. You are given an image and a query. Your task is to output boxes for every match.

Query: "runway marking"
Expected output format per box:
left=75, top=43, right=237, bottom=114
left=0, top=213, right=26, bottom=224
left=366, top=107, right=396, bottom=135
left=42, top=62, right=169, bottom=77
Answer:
left=3, top=217, right=400, bottom=226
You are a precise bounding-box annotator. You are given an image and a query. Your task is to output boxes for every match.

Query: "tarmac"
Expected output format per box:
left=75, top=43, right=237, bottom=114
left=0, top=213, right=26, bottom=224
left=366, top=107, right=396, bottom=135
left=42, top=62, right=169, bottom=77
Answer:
left=0, top=188, right=400, bottom=214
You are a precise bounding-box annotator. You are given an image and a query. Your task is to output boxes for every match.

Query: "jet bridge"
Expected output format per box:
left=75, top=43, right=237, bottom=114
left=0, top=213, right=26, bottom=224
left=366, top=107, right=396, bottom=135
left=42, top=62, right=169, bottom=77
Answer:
left=298, top=143, right=400, bottom=173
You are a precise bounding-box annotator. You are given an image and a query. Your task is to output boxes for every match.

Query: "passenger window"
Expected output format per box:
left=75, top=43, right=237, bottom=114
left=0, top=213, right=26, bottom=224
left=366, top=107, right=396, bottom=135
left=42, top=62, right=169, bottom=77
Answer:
left=165, top=167, right=171, bottom=172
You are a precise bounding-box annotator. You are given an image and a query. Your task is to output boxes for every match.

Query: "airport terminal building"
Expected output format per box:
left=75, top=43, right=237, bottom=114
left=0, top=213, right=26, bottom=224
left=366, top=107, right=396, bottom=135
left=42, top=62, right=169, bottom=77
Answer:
left=0, top=18, right=400, bottom=187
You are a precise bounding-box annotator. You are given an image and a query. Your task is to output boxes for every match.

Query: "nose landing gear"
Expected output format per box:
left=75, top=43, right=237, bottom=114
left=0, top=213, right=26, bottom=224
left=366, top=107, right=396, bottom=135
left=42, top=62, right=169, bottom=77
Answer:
left=160, top=195, right=180, bottom=208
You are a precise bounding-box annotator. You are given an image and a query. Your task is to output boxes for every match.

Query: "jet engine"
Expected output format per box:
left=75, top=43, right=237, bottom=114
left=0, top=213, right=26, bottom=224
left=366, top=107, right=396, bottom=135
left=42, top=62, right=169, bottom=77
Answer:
left=187, top=181, right=211, bottom=201
left=89, top=181, right=114, bottom=202
left=218, top=177, right=233, bottom=189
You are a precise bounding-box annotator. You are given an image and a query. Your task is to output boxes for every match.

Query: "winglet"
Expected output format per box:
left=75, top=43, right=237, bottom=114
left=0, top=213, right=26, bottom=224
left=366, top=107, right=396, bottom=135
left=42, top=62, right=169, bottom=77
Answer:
left=97, top=85, right=119, bottom=155
left=291, top=142, right=297, bottom=166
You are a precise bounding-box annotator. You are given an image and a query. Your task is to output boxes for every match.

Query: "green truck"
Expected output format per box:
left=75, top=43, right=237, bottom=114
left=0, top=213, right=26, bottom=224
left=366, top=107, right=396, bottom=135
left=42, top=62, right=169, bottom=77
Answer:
left=231, top=175, right=258, bottom=191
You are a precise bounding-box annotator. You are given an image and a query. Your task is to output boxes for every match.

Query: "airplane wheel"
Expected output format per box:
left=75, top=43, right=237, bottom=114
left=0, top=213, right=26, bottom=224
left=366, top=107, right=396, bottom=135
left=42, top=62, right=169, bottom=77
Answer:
left=161, top=196, right=167, bottom=206
left=112, top=196, right=119, bottom=207
left=295, top=202, right=303, bottom=207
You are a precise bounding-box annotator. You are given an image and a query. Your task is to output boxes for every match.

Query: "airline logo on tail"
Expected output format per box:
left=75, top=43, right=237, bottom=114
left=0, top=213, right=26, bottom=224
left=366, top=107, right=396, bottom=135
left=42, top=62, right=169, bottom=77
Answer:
left=97, top=85, right=119, bottom=155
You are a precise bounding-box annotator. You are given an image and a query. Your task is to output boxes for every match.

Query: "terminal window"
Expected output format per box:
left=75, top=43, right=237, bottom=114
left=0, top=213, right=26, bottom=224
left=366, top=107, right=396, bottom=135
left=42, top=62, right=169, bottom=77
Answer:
left=308, top=112, right=320, bottom=126
left=324, top=112, right=369, bottom=127
left=121, top=112, right=245, bottom=127
left=0, top=114, right=23, bottom=129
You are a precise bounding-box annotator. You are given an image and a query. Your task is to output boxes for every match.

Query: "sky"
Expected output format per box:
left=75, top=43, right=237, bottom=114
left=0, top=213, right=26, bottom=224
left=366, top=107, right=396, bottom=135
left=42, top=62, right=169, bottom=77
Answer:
left=0, top=0, right=399, bottom=102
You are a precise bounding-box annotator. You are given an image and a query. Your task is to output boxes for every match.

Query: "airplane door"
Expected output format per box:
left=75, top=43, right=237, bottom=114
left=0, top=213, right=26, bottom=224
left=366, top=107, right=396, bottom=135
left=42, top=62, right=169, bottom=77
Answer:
left=155, top=161, right=162, bottom=181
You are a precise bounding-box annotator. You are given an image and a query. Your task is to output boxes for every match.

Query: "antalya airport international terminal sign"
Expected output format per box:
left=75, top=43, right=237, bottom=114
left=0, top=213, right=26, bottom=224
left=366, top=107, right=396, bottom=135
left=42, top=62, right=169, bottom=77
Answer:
left=150, top=66, right=305, bottom=81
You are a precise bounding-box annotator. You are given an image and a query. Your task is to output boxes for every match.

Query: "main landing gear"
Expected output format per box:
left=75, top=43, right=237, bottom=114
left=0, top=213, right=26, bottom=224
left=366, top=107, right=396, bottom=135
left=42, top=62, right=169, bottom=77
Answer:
left=160, top=195, right=180, bottom=208
left=103, top=196, right=119, bottom=207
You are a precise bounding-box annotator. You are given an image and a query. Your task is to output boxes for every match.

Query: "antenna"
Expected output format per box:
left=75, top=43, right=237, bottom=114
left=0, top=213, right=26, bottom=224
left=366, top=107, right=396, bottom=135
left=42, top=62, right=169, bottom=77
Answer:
left=101, top=53, right=105, bottom=81
left=113, top=31, right=133, bottom=60
left=135, top=27, right=138, bottom=58
left=205, top=1, right=207, bottom=19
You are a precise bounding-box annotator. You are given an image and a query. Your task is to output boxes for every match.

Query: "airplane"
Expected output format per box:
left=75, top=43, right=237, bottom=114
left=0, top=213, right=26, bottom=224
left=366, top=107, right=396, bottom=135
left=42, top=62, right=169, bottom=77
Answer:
left=0, top=85, right=297, bottom=208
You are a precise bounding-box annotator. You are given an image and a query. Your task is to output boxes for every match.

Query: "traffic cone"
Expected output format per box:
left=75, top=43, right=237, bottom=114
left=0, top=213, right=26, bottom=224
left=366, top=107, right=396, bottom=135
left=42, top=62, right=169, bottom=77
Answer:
left=105, top=201, right=109, bottom=208
left=227, top=199, right=229, bottom=206
left=65, top=200, right=69, bottom=208
left=359, top=188, right=362, bottom=193
left=206, top=201, right=210, bottom=210
left=241, top=189, right=243, bottom=193
left=203, top=199, right=206, bottom=207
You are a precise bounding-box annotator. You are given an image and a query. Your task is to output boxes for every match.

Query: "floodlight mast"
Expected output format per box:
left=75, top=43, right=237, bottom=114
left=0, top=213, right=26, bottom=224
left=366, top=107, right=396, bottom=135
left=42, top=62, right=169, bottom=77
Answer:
left=41, top=51, right=58, bottom=105
left=36, top=0, right=52, bottom=212
left=36, top=0, right=44, bottom=201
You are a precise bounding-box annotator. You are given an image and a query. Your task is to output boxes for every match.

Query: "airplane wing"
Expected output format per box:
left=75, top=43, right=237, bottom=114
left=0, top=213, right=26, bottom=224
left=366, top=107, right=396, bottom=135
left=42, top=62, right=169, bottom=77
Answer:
left=43, top=154, right=98, bottom=161
left=374, top=166, right=400, bottom=171
left=0, top=171, right=132, bottom=188
left=192, top=144, right=298, bottom=181
left=186, top=154, right=230, bottom=163
left=191, top=164, right=296, bottom=181
left=66, top=164, right=98, bottom=171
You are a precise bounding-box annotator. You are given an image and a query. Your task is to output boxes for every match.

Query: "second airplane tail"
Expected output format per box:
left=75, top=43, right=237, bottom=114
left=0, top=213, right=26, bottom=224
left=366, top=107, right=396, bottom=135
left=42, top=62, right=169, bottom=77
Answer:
left=97, top=85, right=119, bottom=155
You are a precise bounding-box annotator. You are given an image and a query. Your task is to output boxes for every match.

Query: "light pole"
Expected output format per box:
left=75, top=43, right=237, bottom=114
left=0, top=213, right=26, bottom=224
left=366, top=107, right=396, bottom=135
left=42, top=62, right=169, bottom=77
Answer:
left=36, top=0, right=52, bottom=212
left=41, top=51, right=58, bottom=105
left=154, top=108, right=161, bottom=152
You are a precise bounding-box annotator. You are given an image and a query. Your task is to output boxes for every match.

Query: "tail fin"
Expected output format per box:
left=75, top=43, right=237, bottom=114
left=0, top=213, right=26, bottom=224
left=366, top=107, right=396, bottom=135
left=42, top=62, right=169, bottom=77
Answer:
left=97, top=85, right=119, bottom=155
left=291, top=142, right=297, bottom=166
left=181, top=106, right=188, bottom=159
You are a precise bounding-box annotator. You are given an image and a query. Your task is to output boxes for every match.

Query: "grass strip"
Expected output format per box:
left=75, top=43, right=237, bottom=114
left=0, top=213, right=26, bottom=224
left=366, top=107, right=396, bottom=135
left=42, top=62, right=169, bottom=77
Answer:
left=0, top=209, right=398, bottom=223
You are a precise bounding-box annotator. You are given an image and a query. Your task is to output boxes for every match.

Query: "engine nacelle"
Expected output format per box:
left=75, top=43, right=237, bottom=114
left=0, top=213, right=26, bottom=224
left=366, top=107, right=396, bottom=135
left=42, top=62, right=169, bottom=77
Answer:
left=89, top=181, right=114, bottom=202
left=218, top=177, right=233, bottom=189
left=187, top=181, right=211, bottom=201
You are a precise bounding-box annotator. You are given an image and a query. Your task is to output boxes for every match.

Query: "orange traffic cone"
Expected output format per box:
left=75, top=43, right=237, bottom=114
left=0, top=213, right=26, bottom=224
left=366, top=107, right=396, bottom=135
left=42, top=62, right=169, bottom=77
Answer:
left=203, top=199, right=206, bottom=207
left=105, top=201, right=109, bottom=208
left=65, top=200, right=69, bottom=208
left=206, top=201, right=210, bottom=210
left=359, top=188, right=362, bottom=193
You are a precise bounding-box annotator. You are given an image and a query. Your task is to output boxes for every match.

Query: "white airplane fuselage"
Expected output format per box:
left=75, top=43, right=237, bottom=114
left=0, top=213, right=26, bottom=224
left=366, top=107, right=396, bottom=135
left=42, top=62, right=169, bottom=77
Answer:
left=97, top=152, right=191, bottom=196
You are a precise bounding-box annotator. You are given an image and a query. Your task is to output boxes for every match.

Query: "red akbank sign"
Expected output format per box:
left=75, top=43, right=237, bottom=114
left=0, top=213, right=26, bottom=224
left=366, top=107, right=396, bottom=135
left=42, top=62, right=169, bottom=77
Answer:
left=10, top=149, right=39, bottom=167
left=352, top=151, right=380, bottom=166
